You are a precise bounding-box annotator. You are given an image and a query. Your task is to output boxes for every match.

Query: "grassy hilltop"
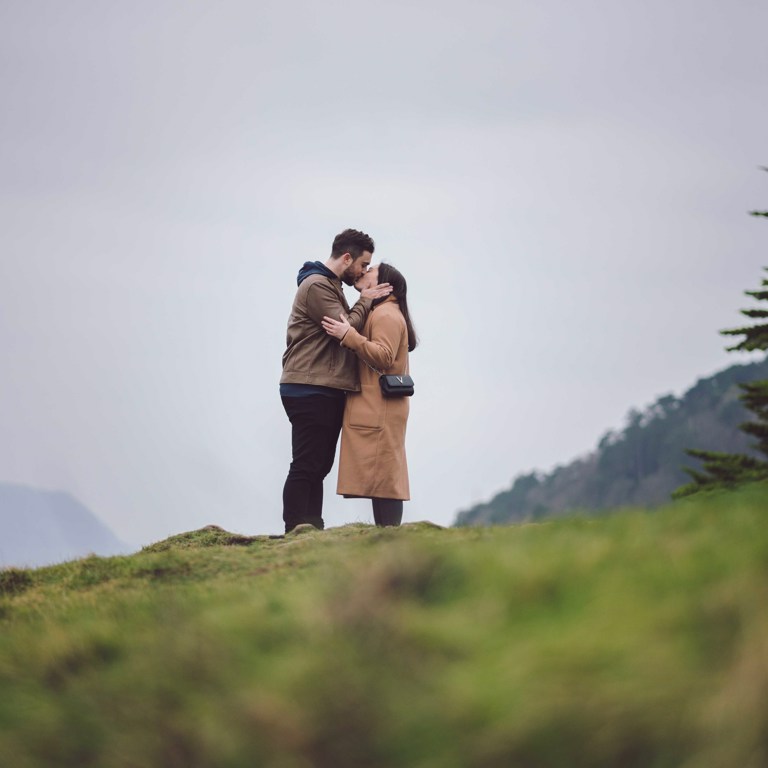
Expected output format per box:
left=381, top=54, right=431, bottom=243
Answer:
left=1, top=486, right=768, bottom=768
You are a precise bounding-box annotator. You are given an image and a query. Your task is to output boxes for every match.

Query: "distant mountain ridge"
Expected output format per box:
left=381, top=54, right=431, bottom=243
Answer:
left=0, top=484, right=130, bottom=567
left=455, top=357, right=768, bottom=527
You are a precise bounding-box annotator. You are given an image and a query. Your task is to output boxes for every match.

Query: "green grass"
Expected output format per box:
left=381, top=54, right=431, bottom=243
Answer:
left=1, top=488, right=767, bottom=767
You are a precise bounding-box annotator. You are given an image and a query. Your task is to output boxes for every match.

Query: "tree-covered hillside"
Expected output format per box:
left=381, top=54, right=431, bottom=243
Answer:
left=455, top=357, right=768, bottom=526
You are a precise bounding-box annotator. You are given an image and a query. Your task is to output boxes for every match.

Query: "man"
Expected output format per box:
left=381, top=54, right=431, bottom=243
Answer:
left=280, top=229, right=392, bottom=534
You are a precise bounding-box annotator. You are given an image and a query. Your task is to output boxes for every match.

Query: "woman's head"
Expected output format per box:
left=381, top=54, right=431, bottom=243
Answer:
left=375, top=262, right=418, bottom=352
left=376, top=263, right=406, bottom=300
left=354, top=264, right=380, bottom=292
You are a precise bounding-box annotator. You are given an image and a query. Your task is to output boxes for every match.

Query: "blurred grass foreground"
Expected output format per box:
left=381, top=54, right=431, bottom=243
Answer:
left=1, top=485, right=767, bottom=768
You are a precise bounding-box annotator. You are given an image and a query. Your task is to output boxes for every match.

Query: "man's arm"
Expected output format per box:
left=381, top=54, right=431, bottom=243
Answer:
left=342, top=295, right=373, bottom=331
left=305, top=280, right=372, bottom=331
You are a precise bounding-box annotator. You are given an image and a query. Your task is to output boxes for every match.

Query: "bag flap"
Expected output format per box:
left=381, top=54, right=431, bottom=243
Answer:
left=382, top=374, right=413, bottom=387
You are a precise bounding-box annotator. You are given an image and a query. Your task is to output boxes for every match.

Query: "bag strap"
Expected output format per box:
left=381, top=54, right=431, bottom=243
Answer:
left=362, top=358, right=410, bottom=379
left=362, top=358, right=384, bottom=377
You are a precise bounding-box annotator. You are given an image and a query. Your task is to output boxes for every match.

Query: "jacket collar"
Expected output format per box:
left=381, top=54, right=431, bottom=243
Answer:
left=296, top=261, right=337, bottom=286
left=373, top=295, right=398, bottom=310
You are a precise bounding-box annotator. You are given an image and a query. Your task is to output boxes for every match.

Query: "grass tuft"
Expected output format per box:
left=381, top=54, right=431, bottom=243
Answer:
left=141, top=524, right=260, bottom=552
left=0, top=567, right=32, bottom=596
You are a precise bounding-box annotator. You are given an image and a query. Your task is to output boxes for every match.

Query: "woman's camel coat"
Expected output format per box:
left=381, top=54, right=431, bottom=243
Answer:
left=337, top=297, right=410, bottom=500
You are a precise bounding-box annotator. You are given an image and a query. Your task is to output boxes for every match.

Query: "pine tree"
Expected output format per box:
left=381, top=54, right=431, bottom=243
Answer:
left=674, top=172, right=768, bottom=497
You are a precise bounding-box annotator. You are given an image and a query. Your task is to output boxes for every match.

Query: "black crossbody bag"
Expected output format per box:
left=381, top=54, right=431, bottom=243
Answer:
left=363, top=359, right=415, bottom=398
left=379, top=373, right=415, bottom=398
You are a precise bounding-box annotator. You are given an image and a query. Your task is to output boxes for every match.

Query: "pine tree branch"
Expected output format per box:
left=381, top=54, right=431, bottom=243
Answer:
left=739, top=310, right=768, bottom=319
left=724, top=338, right=768, bottom=353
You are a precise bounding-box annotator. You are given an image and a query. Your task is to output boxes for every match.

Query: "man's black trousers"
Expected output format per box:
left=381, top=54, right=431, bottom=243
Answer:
left=281, top=393, right=345, bottom=534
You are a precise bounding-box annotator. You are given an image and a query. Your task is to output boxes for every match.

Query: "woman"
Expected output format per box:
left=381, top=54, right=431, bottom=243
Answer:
left=322, top=263, right=418, bottom=526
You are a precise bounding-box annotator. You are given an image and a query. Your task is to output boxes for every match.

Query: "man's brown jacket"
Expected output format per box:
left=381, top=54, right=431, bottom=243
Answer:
left=280, top=273, right=371, bottom=391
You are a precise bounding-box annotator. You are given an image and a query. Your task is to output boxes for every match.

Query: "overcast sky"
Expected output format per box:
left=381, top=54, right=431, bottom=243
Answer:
left=1, top=0, right=766, bottom=545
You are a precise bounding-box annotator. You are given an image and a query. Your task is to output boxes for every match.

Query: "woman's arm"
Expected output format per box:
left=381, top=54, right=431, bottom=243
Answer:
left=322, top=310, right=403, bottom=372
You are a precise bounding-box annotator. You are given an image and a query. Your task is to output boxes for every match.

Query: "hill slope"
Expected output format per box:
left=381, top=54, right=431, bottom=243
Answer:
left=2, top=486, right=767, bottom=767
left=456, top=357, right=768, bottom=526
left=0, top=484, right=129, bottom=567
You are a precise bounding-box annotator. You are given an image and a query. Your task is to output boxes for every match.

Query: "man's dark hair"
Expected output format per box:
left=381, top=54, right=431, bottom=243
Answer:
left=331, top=229, right=375, bottom=261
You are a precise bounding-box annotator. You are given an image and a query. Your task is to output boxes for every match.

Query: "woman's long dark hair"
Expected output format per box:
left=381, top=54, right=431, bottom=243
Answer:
left=374, top=262, right=418, bottom=352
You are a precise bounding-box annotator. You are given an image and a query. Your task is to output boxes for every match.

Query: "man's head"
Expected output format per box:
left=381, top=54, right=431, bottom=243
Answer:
left=329, top=229, right=375, bottom=286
